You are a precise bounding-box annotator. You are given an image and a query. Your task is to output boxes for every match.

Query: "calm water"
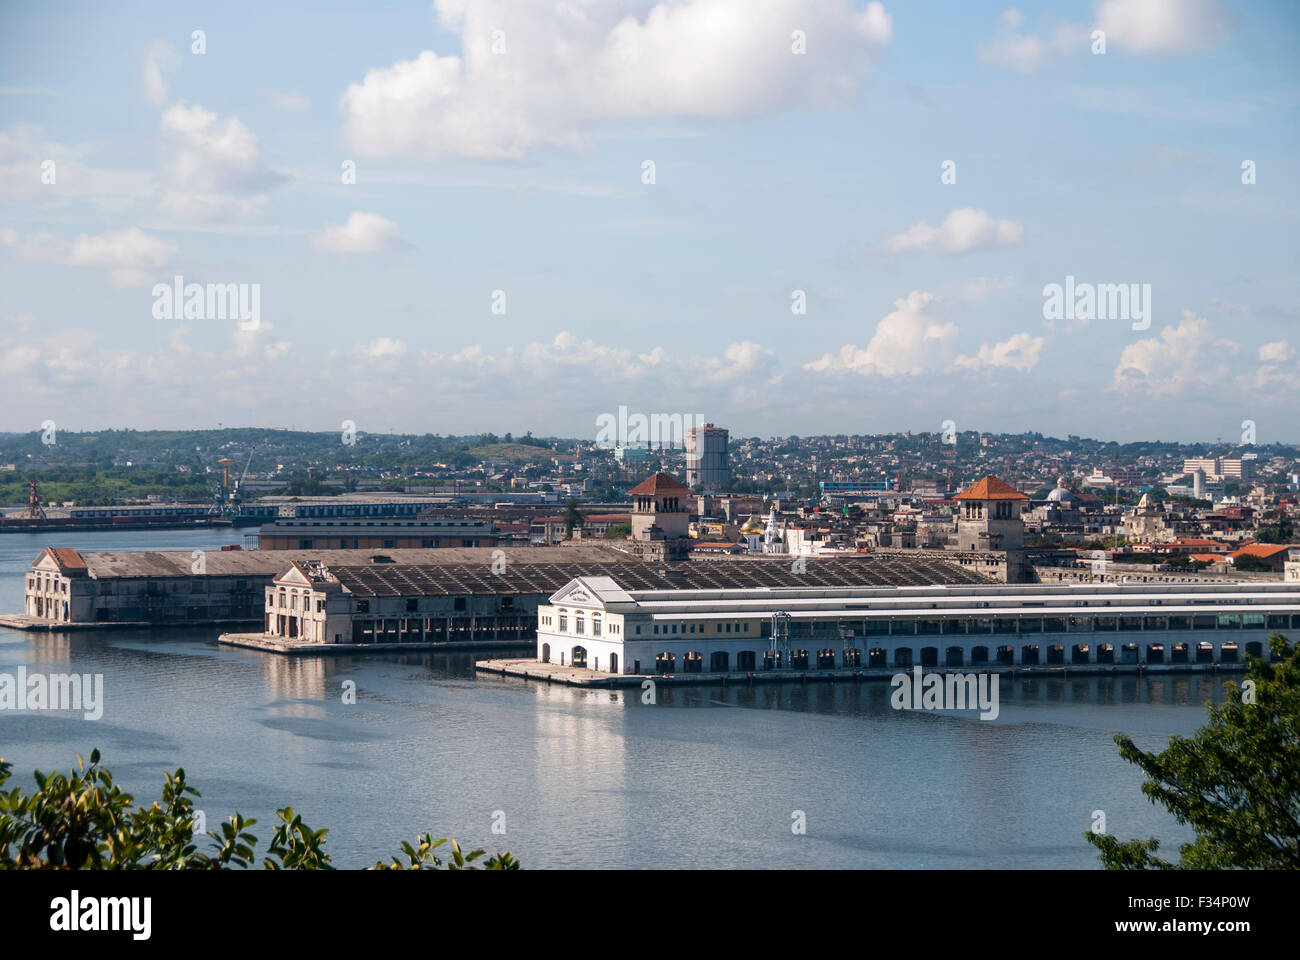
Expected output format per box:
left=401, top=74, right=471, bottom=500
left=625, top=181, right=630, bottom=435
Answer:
left=0, top=529, right=1216, bottom=868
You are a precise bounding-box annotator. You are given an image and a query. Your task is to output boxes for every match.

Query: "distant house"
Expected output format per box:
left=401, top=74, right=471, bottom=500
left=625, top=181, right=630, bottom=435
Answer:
left=1229, top=543, right=1296, bottom=572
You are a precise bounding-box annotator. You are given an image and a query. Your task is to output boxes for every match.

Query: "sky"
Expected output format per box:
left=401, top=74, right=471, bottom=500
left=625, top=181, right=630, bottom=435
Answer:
left=1, top=0, right=1298, bottom=444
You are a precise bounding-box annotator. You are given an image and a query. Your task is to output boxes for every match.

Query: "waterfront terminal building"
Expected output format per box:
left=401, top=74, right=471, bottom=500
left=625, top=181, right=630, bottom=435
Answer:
left=535, top=577, right=1300, bottom=675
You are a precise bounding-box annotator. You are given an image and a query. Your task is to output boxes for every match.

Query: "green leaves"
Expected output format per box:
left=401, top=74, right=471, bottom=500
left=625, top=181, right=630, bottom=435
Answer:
left=368, top=832, right=517, bottom=870
left=0, top=750, right=520, bottom=870
left=1088, top=633, right=1300, bottom=869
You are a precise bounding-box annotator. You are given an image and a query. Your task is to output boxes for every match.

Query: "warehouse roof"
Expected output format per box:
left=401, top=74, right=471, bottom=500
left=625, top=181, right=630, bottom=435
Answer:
left=325, top=554, right=992, bottom=598
left=32, top=544, right=634, bottom=579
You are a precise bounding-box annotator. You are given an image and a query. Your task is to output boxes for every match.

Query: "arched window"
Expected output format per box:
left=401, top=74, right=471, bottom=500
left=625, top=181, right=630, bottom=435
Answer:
left=592, top=612, right=602, bottom=636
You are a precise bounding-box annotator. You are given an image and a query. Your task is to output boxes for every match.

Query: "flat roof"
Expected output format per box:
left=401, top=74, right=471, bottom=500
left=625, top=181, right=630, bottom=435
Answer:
left=632, top=604, right=1300, bottom=621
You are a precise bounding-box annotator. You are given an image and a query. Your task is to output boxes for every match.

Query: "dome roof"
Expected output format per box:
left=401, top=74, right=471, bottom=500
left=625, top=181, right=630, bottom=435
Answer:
left=1046, top=486, right=1077, bottom=502
left=740, top=515, right=765, bottom=534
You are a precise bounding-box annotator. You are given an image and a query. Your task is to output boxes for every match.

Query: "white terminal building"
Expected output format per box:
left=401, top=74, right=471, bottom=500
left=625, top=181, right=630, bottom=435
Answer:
left=536, top=578, right=1300, bottom=675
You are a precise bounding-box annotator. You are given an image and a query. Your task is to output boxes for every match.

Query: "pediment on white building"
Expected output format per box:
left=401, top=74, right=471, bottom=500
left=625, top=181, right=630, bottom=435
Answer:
left=548, top=576, right=634, bottom=608
left=274, top=564, right=315, bottom=586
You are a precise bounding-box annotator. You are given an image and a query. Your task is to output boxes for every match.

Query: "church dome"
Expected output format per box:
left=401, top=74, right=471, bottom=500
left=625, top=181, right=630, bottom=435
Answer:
left=740, top=515, right=764, bottom=534
left=1046, top=486, right=1077, bottom=502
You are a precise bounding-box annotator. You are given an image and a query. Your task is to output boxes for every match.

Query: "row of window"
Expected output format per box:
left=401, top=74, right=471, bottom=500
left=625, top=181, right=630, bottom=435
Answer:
left=295, top=538, right=481, bottom=549
left=649, top=621, right=752, bottom=636
left=538, top=611, right=1300, bottom=638
left=540, top=610, right=623, bottom=637
left=851, top=613, right=1299, bottom=635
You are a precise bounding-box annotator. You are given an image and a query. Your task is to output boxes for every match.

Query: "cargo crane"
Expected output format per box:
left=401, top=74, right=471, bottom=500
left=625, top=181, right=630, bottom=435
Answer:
left=209, top=448, right=255, bottom=518
left=24, top=480, right=47, bottom=520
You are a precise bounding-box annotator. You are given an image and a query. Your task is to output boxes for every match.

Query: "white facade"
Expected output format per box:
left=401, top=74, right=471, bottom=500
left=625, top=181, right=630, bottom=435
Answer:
left=536, top=576, right=1300, bottom=675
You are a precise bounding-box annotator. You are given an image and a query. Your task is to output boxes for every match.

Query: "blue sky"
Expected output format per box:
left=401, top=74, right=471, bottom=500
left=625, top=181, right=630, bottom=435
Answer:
left=2, top=0, right=1298, bottom=442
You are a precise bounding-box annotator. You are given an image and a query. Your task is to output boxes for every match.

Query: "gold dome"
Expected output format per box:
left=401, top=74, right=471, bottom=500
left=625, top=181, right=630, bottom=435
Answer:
left=740, top=515, right=764, bottom=534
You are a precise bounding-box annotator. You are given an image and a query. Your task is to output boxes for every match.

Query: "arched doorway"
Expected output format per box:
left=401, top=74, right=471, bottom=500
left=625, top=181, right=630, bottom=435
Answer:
left=571, top=646, right=587, bottom=668
left=709, top=651, right=730, bottom=672
left=541, top=643, right=550, bottom=663
left=609, top=652, right=619, bottom=674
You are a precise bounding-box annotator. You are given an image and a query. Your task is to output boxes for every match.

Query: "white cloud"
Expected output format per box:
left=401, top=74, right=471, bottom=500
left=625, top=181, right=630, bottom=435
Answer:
left=0, top=124, right=153, bottom=205
left=887, top=208, right=1024, bottom=255
left=690, top=340, right=780, bottom=385
left=1255, top=339, right=1298, bottom=390
left=0, top=345, right=40, bottom=375
left=158, top=103, right=285, bottom=221
left=1, top=226, right=177, bottom=285
left=979, top=9, right=1088, bottom=72
left=363, top=337, right=407, bottom=359
left=340, top=0, right=893, bottom=159
left=66, top=227, right=176, bottom=268
left=1095, top=0, right=1233, bottom=54
left=1112, top=311, right=1238, bottom=395
left=143, top=40, right=178, bottom=107
left=805, top=291, right=959, bottom=376
left=980, top=1, right=1228, bottom=73
left=955, top=331, right=1045, bottom=372
left=312, top=212, right=404, bottom=254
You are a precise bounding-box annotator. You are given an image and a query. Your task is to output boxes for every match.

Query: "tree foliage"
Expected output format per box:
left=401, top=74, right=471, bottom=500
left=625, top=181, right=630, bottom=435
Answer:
left=1087, top=633, right=1300, bottom=869
left=0, top=750, right=518, bottom=870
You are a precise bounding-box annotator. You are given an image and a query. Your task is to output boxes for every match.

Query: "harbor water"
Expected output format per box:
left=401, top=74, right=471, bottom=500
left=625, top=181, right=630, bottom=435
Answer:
left=0, top=529, right=1213, bottom=868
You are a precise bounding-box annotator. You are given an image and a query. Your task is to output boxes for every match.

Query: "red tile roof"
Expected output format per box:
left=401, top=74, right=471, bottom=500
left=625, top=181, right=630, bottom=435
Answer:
left=628, top=472, right=691, bottom=496
left=45, top=547, right=87, bottom=572
left=953, top=476, right=1029, bottom=501
left=1230, top=543, right=1294, bottom=559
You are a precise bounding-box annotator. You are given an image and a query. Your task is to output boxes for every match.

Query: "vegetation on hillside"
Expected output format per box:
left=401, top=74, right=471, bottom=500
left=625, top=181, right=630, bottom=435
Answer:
left=0, top=750, right=518, bottom=870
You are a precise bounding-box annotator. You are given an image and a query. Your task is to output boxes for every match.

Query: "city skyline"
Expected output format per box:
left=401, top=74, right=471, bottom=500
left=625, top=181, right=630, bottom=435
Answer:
left=2, top=0, right=1298, bottom=442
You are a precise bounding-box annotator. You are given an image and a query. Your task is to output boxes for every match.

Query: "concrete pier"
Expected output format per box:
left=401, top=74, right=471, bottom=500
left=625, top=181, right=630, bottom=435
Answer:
left=474, top=656, right=1249, bottom=688
left=218, top=632, right=533, bottom=656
